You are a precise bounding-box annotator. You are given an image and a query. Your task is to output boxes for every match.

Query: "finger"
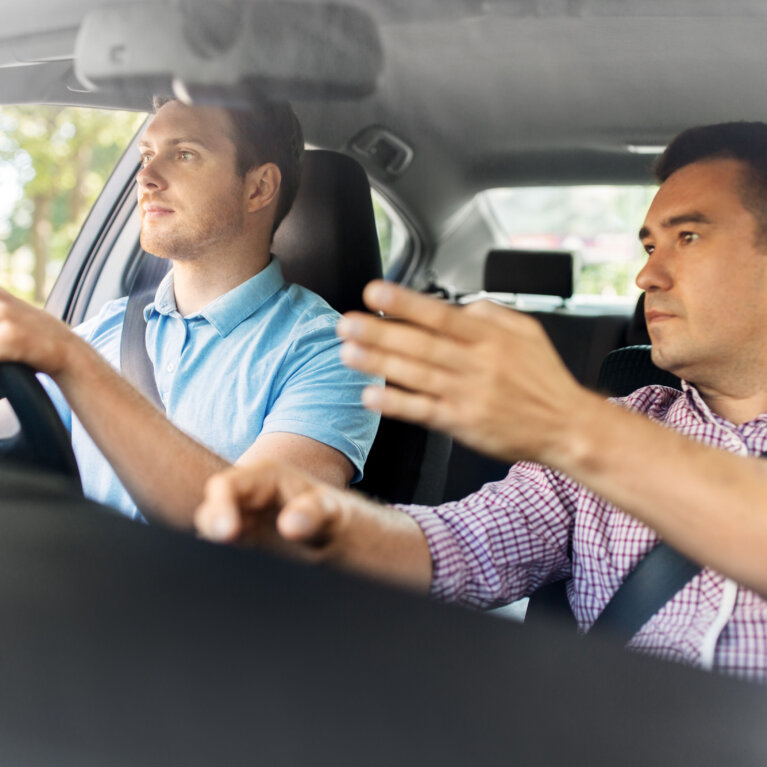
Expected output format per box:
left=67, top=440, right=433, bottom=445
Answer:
left=337, top=312, right=466, bottom=371
left=276, top=488, right=341, bottom=544
left=340, top=340, right=456, bottom=398
left=361, top=280, right=484, bottom=343
left=463, top=299, right=544, bottom=338
left=195, top=473, right=245, bottom=542
left=196, top=461, right=302, bottom=541
left=361, top=384, right=451, bottom=432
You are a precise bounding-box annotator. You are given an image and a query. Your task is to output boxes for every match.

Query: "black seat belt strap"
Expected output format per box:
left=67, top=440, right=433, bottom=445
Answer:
left=120, top=251, right=170, bottom=410
left=589, top=450, right=767, bottom=645
left=588, top=543, right=701, bottom=645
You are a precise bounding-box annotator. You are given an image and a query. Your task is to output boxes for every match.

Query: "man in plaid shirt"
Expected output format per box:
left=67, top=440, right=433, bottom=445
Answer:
left=196, top=122, right=767, bottom=681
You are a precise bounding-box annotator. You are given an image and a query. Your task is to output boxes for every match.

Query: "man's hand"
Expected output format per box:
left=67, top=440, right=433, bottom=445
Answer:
left=0, top=288, right=75, bottom=378
left=195, top=459, right=351, bottom=551
left=336, top=280, right=597, bottom=466
left=195, top=459, right=432, bottom=592
left=0, top=286, right=229, bottom=527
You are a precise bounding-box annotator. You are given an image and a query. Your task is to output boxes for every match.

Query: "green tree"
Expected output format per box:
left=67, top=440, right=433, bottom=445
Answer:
left=0, top=106, right=145, bottom=303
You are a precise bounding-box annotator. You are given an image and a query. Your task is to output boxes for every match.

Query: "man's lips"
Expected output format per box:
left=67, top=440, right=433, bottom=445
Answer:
left=142, top=204, right=175, bottom=218
left=645, top=309, right=676, bottom=324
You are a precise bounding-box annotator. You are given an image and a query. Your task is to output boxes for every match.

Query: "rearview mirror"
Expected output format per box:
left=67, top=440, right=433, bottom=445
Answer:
left=74, top=0, right=383, bottom=104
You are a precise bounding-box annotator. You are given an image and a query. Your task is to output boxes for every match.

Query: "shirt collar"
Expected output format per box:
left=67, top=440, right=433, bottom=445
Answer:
left=680, top=379, right=719, bottom=423
left=680, top=379, right=767, bottom=430
left=143, top=257, right=286, bottom=337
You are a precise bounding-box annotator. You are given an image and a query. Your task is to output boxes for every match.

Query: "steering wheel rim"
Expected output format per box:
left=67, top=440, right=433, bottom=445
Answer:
left=0, top=362, right=81, bottom=490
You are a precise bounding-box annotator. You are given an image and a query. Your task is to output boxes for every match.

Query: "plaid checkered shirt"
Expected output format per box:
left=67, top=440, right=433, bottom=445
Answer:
left=403, top=383, right=767, bottom=682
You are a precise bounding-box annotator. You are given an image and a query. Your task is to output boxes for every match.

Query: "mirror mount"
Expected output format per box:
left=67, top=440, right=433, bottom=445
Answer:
left=74, top=1, right=383, bottom=105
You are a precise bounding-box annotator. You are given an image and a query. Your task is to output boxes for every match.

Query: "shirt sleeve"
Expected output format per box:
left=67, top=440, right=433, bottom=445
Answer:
left=260, top=316, right=381, bottom=483
left=400, top=461, right=578, bottom=608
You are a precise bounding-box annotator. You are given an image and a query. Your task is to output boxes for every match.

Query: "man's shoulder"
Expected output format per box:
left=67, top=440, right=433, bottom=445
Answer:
left=612, top=384, right=685, bottom=420
left=277, top=282, right=340, bottom=335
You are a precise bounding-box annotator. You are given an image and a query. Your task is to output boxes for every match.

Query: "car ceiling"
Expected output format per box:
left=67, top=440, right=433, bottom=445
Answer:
left=0, top=0, right=766, bottom=244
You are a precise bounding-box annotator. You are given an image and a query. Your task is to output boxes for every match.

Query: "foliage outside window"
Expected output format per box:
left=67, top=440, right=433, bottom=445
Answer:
left=482, top=186, right=658, bottom=299
left=372, top=190, right=408, bottom=274
left=0, top=106, right=145, bottom=304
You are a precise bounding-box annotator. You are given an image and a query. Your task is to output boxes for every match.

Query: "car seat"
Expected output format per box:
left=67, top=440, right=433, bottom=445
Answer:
left=273, top=150, right=451, bottom=504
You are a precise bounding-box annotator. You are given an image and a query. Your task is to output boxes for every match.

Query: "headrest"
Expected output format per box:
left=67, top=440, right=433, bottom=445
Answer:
left=272, top=149, right=383, bottom=314
left=483, top=249, right=575, bottom=299
left=624, top=292, right=651, bottom=346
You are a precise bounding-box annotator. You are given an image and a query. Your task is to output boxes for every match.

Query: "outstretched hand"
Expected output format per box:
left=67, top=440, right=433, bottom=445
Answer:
left=195, top=459, right=351, bottom=555
left=337, top=280, right=595, bottom=466
left=195, top=459, right=432, bottom=591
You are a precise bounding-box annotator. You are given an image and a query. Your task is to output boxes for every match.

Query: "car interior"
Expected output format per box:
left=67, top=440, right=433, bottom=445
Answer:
left=0, top=0, right=766, bottom=763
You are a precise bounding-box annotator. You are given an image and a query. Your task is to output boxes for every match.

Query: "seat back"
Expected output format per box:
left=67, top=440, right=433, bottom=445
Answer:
left=597, top=345, right=681, bottom=396
left=274, top=149, right=450, bottom=504
left=273, top=150, right=383, bottom=313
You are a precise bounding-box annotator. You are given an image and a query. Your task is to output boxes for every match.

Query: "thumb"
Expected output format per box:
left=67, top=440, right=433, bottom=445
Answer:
left=277, top=489, right=342, bottom=544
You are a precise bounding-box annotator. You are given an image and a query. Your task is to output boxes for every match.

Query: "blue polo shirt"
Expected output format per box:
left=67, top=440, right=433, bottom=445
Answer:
left=44, top=258, right=380, bottom=520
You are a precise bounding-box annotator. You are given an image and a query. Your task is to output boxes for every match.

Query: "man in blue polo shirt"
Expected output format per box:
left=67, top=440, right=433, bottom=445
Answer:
left=0, top=96, right=379, bottom=527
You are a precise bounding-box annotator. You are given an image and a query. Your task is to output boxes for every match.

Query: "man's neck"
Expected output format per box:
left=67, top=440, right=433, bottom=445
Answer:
left=171, top=244, right=271, bottom=316
left=695, top=383, right=767, bottom=426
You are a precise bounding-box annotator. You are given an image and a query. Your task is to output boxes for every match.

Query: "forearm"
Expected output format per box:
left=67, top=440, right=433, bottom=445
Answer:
left=545, top=390, right=767, bottom=595
left=196, top=461, right=433, bottom=592
left=54, top=336, right=228, bottom=528
left=324, top=492, right=433, bottom=592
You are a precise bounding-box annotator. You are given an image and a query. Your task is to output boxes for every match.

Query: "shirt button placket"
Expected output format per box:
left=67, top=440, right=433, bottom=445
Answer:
left=161, top=316, right=184, bottom=400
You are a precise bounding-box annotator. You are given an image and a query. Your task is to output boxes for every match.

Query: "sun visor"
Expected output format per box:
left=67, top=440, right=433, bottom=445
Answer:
left=73, top=1, right=382, bottom=106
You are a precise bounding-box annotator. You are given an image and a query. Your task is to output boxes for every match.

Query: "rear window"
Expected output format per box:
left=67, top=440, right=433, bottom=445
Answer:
left=481, top=186, right=658, bottom=300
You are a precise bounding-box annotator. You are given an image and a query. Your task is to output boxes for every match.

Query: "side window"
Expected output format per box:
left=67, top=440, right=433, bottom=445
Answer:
left=371, top=189, right=409, bottom=274
left=0, top=106, right=145, bottom=305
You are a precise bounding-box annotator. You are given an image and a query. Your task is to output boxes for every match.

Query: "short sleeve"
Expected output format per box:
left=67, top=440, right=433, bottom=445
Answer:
left=261, top=316, right=380, bottom=483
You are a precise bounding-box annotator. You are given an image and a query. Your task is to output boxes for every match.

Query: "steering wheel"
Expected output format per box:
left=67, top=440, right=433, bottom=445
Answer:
left=0, top=362, right=82, bottom=490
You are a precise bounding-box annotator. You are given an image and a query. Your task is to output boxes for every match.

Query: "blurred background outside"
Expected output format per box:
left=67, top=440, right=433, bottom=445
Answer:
left=0, top=106, right=144, bottom=305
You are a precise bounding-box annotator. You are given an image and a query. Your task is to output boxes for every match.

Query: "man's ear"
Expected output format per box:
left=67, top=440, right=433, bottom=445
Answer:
left=246, top=163, right=282, bottom=213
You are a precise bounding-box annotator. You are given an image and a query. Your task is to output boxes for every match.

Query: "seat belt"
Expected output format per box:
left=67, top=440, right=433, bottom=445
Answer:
left=120, top=251, right=170, bottom=410
left=589, top=450, right=767, bottom=645
left=588, top=543, right=701, bottom=645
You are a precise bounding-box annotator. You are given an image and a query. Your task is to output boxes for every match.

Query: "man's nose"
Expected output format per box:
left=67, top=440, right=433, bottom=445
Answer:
left=636, top=250, right=672, bottom=292
left=136, top=159, right=167, bottom=191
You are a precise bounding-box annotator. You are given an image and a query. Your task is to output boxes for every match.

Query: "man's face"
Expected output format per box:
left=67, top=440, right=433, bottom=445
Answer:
left=637, top=158, right=767, bottom=391
left=136, top=101, right=247, bottom=260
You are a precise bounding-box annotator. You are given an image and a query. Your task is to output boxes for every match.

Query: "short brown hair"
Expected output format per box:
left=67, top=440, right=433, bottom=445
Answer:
left=153, top=94, right=304, bottom=235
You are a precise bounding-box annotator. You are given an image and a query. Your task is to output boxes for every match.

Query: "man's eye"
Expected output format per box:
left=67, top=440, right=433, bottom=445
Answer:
left=178, top=150, right=194, bottom=161
left=643, top=243, right=655, bottom=255
left=140, top=153, right=153, bottom=166
left=680, top=231, right=699, bottom=245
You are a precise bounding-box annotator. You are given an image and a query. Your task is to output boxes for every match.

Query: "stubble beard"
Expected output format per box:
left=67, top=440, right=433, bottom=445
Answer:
left=139, top=190, right=246, bottom=262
